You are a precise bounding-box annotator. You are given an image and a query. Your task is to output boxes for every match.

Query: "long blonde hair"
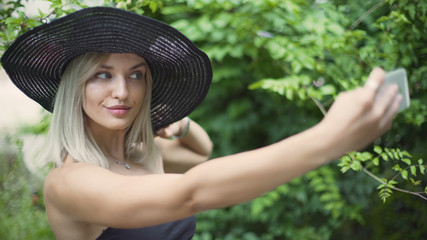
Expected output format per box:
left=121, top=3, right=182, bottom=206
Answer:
left=38, top=52, right=157, bottom=168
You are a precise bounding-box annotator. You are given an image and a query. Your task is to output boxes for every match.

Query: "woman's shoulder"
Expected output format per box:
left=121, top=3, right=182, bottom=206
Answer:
left=45, top=155, right=96, bottom=180
left=44, top=155, right=109, bottom=201
left=43, top=157, right=109, bottom=240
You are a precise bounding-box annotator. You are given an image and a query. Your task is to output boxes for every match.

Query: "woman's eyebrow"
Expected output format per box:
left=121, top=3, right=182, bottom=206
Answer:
left=130, top=62, right=147, bottom=70
left=98, top=62, right=146, bottom=70
left=99, top=65, right=113, bottom=69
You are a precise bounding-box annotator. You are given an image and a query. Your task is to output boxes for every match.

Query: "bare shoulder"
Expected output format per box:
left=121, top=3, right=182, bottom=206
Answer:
left=43, top=154, right=192, bottom=229
left=44, top=156, right=111, bottom=239
left=44, top=156, right=117, bottom=209
left=45, top=157, right=107, bottom=189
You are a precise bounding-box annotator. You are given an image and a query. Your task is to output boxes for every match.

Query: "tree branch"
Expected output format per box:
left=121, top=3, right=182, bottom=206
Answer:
left=310, top=96, right=327, bottom=116
left=362, top=167, right=427, bottom=201
left=308, top=94, right=426, bottom=201
left=349, top=0, right=388, bottom=30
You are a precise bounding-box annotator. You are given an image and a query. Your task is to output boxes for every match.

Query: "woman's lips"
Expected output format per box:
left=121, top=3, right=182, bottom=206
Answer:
left=105, top=105, right=131, bottom=116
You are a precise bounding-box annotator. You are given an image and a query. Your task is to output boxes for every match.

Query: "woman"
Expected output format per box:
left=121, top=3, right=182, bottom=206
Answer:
left=1, top=7, right=401, bottom=240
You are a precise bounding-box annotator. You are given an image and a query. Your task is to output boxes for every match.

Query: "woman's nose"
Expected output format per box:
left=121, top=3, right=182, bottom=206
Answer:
left=111, top=76, right=129, bottom=100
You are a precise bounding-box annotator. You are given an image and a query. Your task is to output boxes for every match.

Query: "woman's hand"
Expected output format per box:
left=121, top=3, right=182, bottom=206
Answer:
left=156, top=117, right=190, bottom=139
left=319, top=67, right=402, bottom=158
left=155, top=117, right=213, bottom=173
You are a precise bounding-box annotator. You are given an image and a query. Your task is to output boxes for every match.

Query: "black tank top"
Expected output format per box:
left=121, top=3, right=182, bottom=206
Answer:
left=96, top=216, right=196, bottom=240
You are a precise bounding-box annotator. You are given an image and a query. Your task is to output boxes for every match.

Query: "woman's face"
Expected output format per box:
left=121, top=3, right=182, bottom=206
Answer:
left=83, top=53, right=147, bottom=132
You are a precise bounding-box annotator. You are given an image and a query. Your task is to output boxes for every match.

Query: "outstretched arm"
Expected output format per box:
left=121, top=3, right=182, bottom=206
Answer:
left=184, top=68, right=401, bottom=210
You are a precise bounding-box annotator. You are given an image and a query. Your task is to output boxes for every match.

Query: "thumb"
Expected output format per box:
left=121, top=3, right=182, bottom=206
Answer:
left=364, top=67, right=386, bottom=92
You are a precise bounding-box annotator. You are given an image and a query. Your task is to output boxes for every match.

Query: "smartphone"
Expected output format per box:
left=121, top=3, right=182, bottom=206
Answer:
left=378, top=68, right=410, bottom=112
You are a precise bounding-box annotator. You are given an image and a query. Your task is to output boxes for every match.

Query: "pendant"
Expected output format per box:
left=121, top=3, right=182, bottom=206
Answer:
left=114, top=160, right=131, bottom=169
left=124, top=162, right=131, bottom=169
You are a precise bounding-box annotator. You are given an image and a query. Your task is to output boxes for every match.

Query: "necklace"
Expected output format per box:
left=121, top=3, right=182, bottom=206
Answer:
left=113, top=159, right=131, bottom=169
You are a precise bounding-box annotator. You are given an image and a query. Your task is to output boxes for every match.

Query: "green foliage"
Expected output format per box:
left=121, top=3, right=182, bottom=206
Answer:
left=0, top=133, right=54, bottom=240
left=194, top=168, right=370, bottom=240
left=18, top=112, right=51, bottom=135
left=114, top=0, right=164, bottom=14
left=339, top=146, right=426, bottom=203
left=1, top=0, right=427, bottom=239
left=377, top=179, right=397, bottom=203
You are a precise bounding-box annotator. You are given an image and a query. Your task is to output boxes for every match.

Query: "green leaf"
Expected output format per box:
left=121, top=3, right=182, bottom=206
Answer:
left=320, top=84, right=336, bottom=95
left=381, top=152, right=389, bottom=161
left=340, top=166, right=351, bottom=173
left=393, top=150, right=399, bottom=159
left=409, top=178, right=421, bottom=186
left=373, top=157, right=379, bottom=166
left=384, top=148, right=392, bottom=159
left=350, top=160, right=362, bottom=171
left=378, top=187, right=391, bottom=203
left=373, top=145, right=382, bottom=154
left=55, top=9, right=64, bottom=17
left=407, top=4, right=416, bottom=19
left=419, top=165, right=425, bottom=175
left=401, top=170, right=408, bottom=180
left=25, top=19, right=42, bottom=29
left=402, top=158, right=411, bottom=166
left=392, top=164, right=401, bottom=172
left=358, top=152, right=373, bottom=161
left=403, top=151, right=412, bottom=158
left=388, top=180, right=398, bottom=185
left=4, top=17, right=22, bottom=26
left=410, top=166, right=417, bottom=176
left=376, top=16, right=389, bottom=23
left=149, top=2, right=158, bottom=13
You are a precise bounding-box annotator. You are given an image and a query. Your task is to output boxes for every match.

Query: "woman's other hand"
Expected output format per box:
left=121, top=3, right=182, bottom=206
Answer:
left=156, top=117, right=189, bottom=139
left=320, top=67, right=402, bottom=158
left=155, top=117, right=213, bottom=173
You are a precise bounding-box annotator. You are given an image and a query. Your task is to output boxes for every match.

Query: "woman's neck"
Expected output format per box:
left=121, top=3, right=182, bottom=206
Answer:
left=86, top=123, right=128, bottom=162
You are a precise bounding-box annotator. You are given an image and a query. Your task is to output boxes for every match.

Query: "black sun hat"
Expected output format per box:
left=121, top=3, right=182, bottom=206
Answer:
left=1, top=7, right=212, bottom=131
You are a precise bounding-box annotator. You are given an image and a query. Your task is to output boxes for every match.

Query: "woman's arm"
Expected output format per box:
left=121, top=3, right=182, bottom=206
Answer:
left=179, top=68, right=401, bottom=210
left=156, top=117, right=213, bottom=173
left=45, top=68, right=400, bottom=229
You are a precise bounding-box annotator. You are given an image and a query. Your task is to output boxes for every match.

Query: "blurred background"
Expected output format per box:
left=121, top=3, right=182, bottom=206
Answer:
left=1, top=0, right=426, bottom=239
left=0, top=69, right=43, bottom=128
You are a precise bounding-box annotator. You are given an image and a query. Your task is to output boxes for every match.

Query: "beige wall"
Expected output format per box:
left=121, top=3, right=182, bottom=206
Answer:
left=0, top=69, right=44, bottom=129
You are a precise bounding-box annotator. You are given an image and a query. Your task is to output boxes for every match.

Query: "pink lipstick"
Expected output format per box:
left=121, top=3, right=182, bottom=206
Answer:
left=106, top=105, right=131, bottom=116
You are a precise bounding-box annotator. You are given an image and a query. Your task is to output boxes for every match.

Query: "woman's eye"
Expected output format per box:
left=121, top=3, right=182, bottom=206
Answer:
left=129, top=72, right=143, bottom=79
left=95, top=72, right=110, bottom=79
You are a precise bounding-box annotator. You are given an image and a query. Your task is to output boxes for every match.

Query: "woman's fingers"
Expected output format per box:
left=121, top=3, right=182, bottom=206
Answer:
left=157, top=127, right=174, bottom=138
left=366, top=68, right=401, bottom=129
left=364, top=67, right=385, bottom=92
left=363, top=67, right=401, bottom=129
left=156, top=121, right=183, bottom=138
left=379, top=89, right=402, bottom=129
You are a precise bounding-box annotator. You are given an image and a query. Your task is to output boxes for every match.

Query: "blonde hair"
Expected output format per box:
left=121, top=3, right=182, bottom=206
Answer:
left=38, top=52, right=157, bottom=169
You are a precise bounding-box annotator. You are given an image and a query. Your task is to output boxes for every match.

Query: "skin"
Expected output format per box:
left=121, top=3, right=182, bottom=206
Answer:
left=156, top=118, right=213, bottom=173
left=44, top=57, right=401, bottom=240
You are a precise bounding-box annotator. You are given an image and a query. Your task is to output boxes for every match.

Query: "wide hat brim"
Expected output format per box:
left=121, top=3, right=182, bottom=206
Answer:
left=1, top=7, right=212, bottom=131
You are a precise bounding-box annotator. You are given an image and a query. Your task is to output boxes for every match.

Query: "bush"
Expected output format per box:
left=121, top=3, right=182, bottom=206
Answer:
left=0, top=132, right=54, bottom=240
